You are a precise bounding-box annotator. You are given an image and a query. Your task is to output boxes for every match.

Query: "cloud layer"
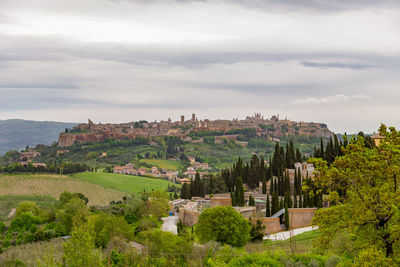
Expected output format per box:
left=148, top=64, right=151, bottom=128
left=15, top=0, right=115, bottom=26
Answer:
left=0, top=0, right=399, bottom=133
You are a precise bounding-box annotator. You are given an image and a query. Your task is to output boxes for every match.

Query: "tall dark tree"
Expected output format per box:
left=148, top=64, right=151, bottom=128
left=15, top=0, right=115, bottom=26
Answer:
left=266, top=194, right=271, bottom=217
left=271, top=192, right=279, bottom=215
left=180, top=183, right=191, bottom=199
left=320, top=138, right=324, bottom=159
left=234, top=177, right=245, bottom=207
left=262, top=175, right=266, bottom=195
left=284, top=205, right=289, bottom=230
left=248, top=194, right=255, bottom=206
left=248, top=154, right=260, bottom=188
left=192, top=172, right=205, bottom=197
left=296, top=148, right=302, bottom=163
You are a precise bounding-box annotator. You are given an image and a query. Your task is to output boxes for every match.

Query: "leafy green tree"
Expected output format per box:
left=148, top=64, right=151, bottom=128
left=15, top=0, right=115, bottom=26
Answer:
left=56, top=197, right=88, bottom=234
left=311, top=125, right=400, bottom=264
left=88, top=213, right=133, bottom=248
left=148, top=190, right=170, bottom=219
left=139, top=229, right=193, bottom=265
left=195, top=206, right=250, bottom=247
left=63, top=223, right=104, bottom=266
left=124, top=194, right=146, bottom=223
left=16, top=201, right=42, bottom=217
left=10, top=212, right=41, bottom=232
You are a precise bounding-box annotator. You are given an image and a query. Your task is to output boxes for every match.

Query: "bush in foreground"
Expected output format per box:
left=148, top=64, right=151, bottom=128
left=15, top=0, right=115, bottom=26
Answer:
left=195, top=206, right=250, bottom=247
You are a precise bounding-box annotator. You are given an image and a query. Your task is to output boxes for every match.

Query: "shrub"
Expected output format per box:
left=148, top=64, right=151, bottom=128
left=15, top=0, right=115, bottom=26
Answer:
left=195, top=206, right=250, bottom=247
left=326, top=255, right=341, bottom=267
left=10, top=212, right=41, bottom=232
left=16, top=201, right=42, bottom=217
left=134, top=217, right=159, bottom=235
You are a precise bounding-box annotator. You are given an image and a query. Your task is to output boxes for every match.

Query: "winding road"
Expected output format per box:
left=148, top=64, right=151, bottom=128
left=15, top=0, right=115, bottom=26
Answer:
left=161, top=215, right=179, bottom=235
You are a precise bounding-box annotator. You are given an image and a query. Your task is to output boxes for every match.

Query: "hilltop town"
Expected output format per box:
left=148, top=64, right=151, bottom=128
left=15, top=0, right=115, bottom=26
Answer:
left=58, top=113, right=332, bottom=147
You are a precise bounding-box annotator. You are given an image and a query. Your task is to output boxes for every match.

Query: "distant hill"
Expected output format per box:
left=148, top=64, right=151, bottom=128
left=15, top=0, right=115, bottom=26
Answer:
left=0, top=119, right=76, bottom=155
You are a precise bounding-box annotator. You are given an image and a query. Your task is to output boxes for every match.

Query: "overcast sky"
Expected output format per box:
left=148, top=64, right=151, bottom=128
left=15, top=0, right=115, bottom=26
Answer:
left=1, top=0, right=400, bottom=133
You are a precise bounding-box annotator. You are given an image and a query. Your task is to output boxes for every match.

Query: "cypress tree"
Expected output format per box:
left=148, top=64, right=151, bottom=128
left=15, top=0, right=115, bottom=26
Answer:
left=297, top=168, right=302, bottom=194
left=284, top=205, right=289, bottom=230
left=248, top=154, right=259, bottom=188
left=296, top=148, right=302, bottom=163
left=192, top=172, right=205, bottom=197
left=249, top=194, right=255, bottom=206
left=286, top=143, right=291, bottom=169
left=235, top=176, right=245, bottom=207
left=267, top=158, right=272, bottom=180
left=271, top=192, right=279, bottom=215
left=294, top=168, right=298, bottom=194
left=190, top=178, right=194, bottom=198
left=293, top=190, right=297, bottom=208
left=209, top=175, right=214, bottom=194
left=231, top=191, right=236, bottom=206
left=180, top=183, right=190, bottom=199
left=280, top=146, right=286, bottom=170
left=290, top=141, right=296, bottom=168
left=334, top=134, right=340, bottom=157
left=320, top=138, right=324, bottom=159
left=262, top=175, right=266, bottom=194
left=270, top=176, right=274, bottom=195
left=272, top=143, right=280, bottom=176
left=343, top=133, right=348, bottom=148
left=266, top=194, right=271, bottom=217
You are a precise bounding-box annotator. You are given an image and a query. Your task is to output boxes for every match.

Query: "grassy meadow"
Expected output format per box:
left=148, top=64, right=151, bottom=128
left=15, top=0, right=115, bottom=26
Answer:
left=0, top=174, right=126, bottom=206
left=71, top=172, right=174, bottom=194
left=0, top=238, right=64, bottom=266
left=245, top=230, right=321, bottom=255
left=139, top=159, right=184, bottom=170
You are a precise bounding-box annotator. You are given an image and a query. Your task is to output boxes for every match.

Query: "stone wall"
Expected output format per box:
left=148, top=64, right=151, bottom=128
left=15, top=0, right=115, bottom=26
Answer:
left=210, top=197, right=232, bottom=207
left=178, top=208, right=199, bottom=226
left=288, top=208, right=316, bottom=229
left=252, top=217, right=281, bottom=234
left=235, top=206, right=256, bottom=218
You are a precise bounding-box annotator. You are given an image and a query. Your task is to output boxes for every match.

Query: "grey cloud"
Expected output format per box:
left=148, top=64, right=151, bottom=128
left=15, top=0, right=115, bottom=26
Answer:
left=301, top=61, right=375, bottom=70
left=108, top=0, right=400, bottom=12
left=0, top=82, right=80, bottom=89
left=1, top=33, right=396, bottom=69
left=179, top=82, right=327, bottom=95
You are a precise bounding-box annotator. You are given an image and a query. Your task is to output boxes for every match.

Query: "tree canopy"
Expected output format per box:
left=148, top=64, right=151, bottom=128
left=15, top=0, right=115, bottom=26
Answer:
left=311, top=124, right=400, bottom=265
left=195, top=206, right=250, bottom=247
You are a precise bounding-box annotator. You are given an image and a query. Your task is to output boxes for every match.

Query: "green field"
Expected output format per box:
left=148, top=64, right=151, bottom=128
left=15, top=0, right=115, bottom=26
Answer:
left=0, top=174, right=126, bottom=206
left=71, top=172, right=174, bottom=194
left=0, top=195, right=56, bottom=221
left=139, top=159, right=184, bottom=171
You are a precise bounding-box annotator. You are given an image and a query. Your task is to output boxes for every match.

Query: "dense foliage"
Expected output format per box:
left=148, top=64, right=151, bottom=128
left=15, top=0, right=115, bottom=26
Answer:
left=311, top=125, right=400, bottom=265
left=0, top=162, right=90, bottom=174
left=195, top=206, right=250, bottom=247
